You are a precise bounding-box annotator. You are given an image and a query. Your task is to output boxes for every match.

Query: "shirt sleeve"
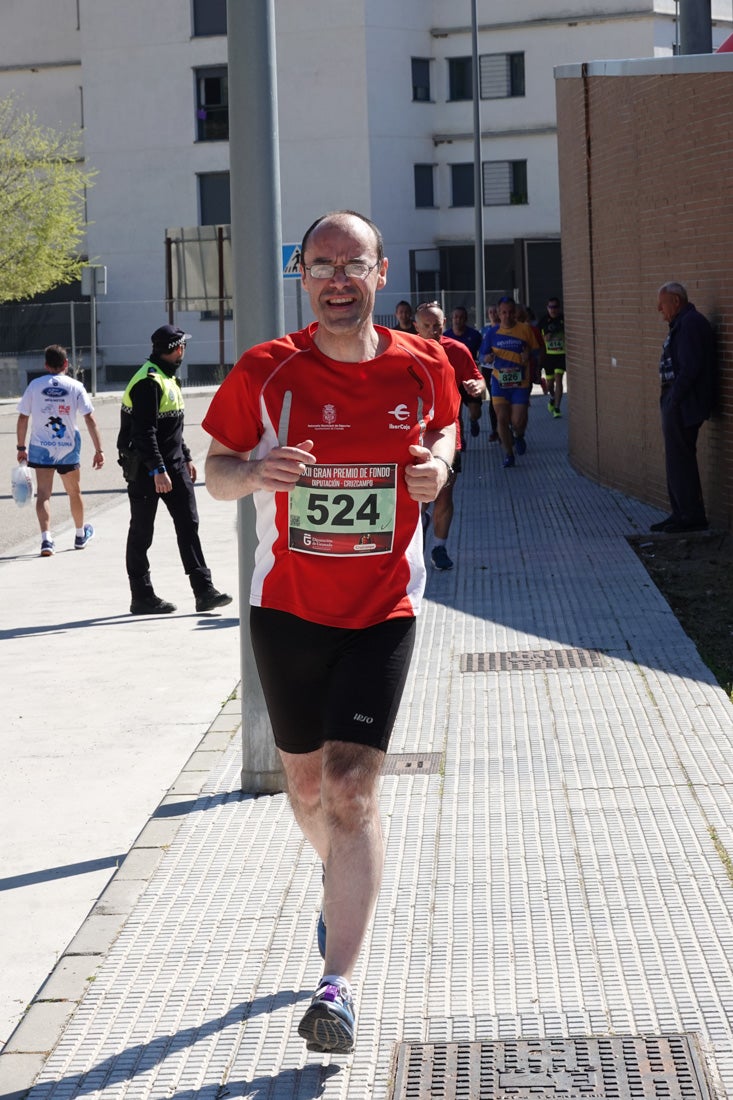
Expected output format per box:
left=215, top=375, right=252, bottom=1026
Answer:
left=432, top=347, right=462, bottom=428
left=129, top=378, right=165, bottom=468
left=203, top=357, right=265, bottom=454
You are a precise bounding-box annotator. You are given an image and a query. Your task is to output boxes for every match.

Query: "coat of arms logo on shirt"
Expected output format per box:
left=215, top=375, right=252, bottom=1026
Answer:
left=322, top=404, right=337, bottom=425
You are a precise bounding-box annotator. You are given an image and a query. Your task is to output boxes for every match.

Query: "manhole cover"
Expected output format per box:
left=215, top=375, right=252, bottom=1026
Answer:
left=382, top=752, right=443, bottom=776
left=460, top=647, right=604, bottom=672
left=389, top=1035, right=712, bottom=1098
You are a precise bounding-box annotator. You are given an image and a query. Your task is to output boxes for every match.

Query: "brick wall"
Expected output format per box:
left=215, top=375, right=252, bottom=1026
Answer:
left=556, top=63, right=733, bottom=530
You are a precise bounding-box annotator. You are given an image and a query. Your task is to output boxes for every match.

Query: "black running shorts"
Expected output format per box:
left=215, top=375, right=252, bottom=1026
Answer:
left=250, top=607, right=417, bottom=755
left=29, top=462, right=80, bottom=475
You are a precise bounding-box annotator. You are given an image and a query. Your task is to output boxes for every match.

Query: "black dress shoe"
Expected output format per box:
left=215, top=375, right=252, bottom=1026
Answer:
left=650, top=516, right=676, bottom=532
left=661, top=520, right=709, bottom=534
left=195, top=589, right=233, bottom=613
left=130, top=595, right=177, bottom=615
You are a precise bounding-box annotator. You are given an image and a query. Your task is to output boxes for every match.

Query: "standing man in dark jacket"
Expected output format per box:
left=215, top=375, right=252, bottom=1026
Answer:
left=651, top=283, right=716, bottom=533
left=118, top=324, right=232, bottom=615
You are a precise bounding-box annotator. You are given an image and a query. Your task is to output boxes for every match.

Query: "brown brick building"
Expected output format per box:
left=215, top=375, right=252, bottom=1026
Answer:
left=555, top=53, right=733, bottom=530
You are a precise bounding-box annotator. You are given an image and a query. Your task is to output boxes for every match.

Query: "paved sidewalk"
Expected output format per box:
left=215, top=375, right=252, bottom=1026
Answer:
left=2, top=398, right=733, bottom=1100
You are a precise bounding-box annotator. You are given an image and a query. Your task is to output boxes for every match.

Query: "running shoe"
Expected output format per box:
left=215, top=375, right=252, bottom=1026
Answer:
left=470, top=419, right=480, bottom=437
left=514, top=436, right=527, bottom=456
left=298, top=979, right=355, bottom=1054
left=40, top=538, right=55, bottom=557
left=547, top=400, right=555, bottom=414
left=553, top=407, right=562, bottom=419
left=502, top=455, right=515, bottom=469
left=74, top=523, right=95, bottom=550
left=488, top=432, right=499, bottom=443
left=431, top=545, right=454, bottom=571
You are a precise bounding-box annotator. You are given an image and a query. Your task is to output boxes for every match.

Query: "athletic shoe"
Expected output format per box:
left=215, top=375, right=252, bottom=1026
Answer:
left=552, top=407, right=562, bottom=419
left=470, top=419, right=480, bottom=437
left=195, top=589, right=233, bottom=613
left=514, top=436, right=527, bottom=456
left=502, top=455, right=515, bottom=469
left=74, top=523, right=94, bottom=550
left=130, top=595, right=177, bottom=615
left=431, top=545, right=454, bottom=571
left=488, top=432, right=499, bottom=442
left=298, top=979, right=355, bottom=1054
left=40, top=538, right=55, bottom=557
left=547, top=400, right=555, bottom=414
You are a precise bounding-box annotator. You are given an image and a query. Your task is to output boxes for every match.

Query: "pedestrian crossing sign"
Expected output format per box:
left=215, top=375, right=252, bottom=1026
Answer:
left=282, top=243, right=302, bottom=279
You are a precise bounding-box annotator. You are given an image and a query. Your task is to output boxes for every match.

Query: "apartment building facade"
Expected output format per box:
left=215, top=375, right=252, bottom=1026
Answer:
left=0, top=0, right=731, bottom=386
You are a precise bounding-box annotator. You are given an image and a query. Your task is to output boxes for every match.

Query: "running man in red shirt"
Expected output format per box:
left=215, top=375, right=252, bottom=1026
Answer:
left=203, top=211, right=458, bottom=1055
left=414, top=300, right=486, bottom=570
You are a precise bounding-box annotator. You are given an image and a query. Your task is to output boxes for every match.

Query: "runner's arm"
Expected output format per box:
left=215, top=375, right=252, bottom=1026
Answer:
left=404, top=423, right=457, bottom=503
left=205, top=437, right=316, bottom=499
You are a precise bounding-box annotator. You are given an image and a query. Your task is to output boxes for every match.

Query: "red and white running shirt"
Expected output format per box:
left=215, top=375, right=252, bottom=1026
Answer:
left=203, top=324, right=459, bottom=629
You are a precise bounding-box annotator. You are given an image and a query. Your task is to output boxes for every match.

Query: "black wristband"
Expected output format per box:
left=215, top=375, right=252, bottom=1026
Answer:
left=433, top=455, right=452, bottom=476
left=17, top=445, right=27, bottom=451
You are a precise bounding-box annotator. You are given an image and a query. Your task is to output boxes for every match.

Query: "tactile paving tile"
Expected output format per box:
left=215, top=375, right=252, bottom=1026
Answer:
left=27, top=408, right=733, bottom=1100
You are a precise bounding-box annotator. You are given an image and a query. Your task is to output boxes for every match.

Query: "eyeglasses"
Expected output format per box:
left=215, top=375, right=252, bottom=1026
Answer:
left=303, top=261, right=378, bottom=281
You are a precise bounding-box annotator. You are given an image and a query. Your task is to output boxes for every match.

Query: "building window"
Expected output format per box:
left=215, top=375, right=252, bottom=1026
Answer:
left=414, top=164, right=435, bottom=208
left=193, top=0, right=226, bottom=36
left=450, top=163, right=474, bottom=207
left=448, top=57, right=472, bottom=101
left=480, top=52, right=525, bottom=98
left=411, top=58, right=431, bottom=102
left=198, top=171, right=231, bottom=225
left=196, top=67, right=229, bottom=141
left=482, top=160, right=528, bottom=205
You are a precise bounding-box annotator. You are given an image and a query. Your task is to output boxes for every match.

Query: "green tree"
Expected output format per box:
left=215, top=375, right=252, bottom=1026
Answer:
left=0, top=96, right=95, bottom=302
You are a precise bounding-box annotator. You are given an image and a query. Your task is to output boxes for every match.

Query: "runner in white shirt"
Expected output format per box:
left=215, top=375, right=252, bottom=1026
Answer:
left=16, top=344, right=104, bottom=556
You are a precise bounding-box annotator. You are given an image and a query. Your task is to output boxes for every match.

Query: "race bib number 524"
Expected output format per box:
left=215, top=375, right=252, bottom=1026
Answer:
left=288, top=464, right=397, bottom=556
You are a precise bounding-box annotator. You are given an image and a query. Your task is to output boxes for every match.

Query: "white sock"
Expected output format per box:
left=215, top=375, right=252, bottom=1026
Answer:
left=320, top=973, right=352, bottom=994
left=76, top=528, right=85, bottom=537
left=433, top=538, right=446, bottom=548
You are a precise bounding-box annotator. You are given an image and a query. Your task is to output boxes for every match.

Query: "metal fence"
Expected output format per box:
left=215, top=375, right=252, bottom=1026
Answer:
left=0, top=288, right=509, bottom=400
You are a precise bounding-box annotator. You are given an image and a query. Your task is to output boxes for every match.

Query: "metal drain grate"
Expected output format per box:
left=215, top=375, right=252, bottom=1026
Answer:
left=382, top=752, right=443, bottom=776
left=389, top=1035, right=712, bottom=1099
left=460, top=647, right=605, bottom=673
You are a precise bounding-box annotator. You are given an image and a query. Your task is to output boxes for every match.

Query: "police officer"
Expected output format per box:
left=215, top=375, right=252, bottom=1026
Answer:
left=118, top=324, right=232, bottom=615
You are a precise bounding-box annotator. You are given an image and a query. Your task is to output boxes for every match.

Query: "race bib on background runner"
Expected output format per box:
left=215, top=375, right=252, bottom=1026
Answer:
left=289, top=464, right=397, bottom=555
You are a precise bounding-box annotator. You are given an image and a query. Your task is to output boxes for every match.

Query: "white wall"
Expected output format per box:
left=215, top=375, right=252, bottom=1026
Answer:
left=0, top=0, right=731, bottom=366
left=77, top=0, right=231, bottom=367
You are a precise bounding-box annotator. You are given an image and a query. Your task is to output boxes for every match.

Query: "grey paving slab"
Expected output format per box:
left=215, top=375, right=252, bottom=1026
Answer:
left=4, top=397, right=733, bottom=1100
